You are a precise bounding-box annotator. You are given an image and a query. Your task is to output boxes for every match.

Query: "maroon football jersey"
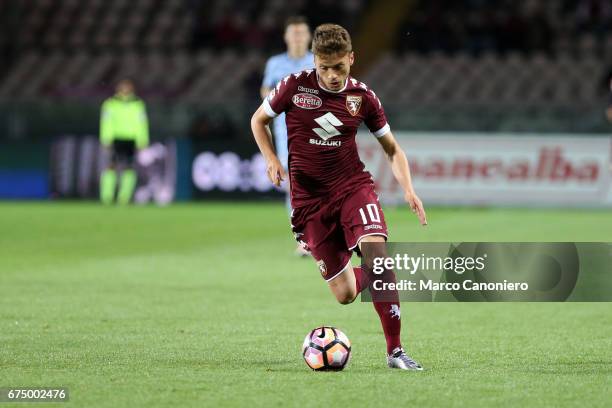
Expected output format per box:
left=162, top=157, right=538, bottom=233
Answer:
left=263, top=69, right=390, bottom=208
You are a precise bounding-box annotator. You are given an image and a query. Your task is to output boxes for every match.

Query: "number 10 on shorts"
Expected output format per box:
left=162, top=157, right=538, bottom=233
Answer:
left=359, top=204, right=381, bottom=224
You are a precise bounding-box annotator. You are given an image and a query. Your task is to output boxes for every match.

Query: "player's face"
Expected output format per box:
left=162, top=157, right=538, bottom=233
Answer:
left=116, top=80, right=134, bottom=97
left=314, top=52, right=354, bottom=91
left=284, top=23, right=311, bottom=54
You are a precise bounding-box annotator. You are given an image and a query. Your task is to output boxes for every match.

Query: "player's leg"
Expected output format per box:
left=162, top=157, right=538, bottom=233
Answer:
left=327, top=263, right=357, bottom=304
left=357, top=235, right=403, bottom=361
left=311, top=235, right=354, bottom=299
left=117, top=141, right=137, bottom=205
left=294, top=198, right=422, bottom=369
left=100, top=142, right=118, bottom=204
left=357, top=235, right=402, bottom=356
left=117, top=168, right=136, bottom=205
left=292, top=204, right=353, bottom=295
left=341, top=186, right=422, bottom=370
left=100, top=167, right=117, bottom=204
left=327, top=253, right=375, bottom=303
left=325, top=237, right=421, bottom=370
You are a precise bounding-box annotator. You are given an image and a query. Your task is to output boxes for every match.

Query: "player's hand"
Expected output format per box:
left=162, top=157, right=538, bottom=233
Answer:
left=405, top=190, right=427, bottom=226
left=266, top=158, right=287, bottom=187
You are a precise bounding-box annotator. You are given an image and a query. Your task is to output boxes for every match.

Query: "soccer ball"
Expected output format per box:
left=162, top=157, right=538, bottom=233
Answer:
left=302, top=326, right=351, bottom=370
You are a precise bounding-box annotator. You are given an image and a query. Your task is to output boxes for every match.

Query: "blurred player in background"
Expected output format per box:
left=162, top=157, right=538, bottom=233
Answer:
left=607, top=77, right=612, bottom=202
left=251, top=24, right=427, bottom=370
left=99, top=79, right=149, bottom=205
left=607, top=77, right=612, bottom=124
left=261, top=16, right=314, bottom=256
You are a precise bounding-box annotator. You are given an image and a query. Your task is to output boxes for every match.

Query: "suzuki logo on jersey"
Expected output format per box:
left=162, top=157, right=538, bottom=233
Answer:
left=346, top=95, right=362, bottom=116
left=310, top=112, right=343, bottom=147
left=293, top=93, right=323, bottom=110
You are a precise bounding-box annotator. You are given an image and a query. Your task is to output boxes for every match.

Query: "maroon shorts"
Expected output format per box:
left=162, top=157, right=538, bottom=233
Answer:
left=291, top=184, right=388, bottom=281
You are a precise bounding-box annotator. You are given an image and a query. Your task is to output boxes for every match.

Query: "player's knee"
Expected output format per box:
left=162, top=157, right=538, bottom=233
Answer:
left=360, top=240, right=388, bottom=272
left=335, top=288, right=357, bottom=305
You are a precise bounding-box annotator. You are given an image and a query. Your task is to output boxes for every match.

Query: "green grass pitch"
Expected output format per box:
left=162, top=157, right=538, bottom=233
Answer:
left=0, top=202, right=611, bottom=407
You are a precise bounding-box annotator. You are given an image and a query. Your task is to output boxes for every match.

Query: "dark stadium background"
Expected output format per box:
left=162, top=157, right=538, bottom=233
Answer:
left=1, top=0, right=611, bottom=203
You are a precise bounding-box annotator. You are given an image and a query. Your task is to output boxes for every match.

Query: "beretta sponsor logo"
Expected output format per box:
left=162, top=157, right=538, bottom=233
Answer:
left=292, top=93, right=322, bottom=110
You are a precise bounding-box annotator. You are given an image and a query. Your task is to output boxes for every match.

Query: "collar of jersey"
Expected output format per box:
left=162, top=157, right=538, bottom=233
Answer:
left=316, top=72, right=349, bottom=94
left=113, top=94, right=138, bottom=102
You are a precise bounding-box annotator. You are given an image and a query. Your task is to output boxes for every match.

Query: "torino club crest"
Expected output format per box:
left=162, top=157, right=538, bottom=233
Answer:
left=346, top=95, right=362, bottom=116
left=317, top=259, right=328, bottom=278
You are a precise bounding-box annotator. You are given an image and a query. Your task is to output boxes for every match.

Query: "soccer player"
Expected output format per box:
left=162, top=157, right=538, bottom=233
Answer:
left=251, top=24, right=427, bottom=370
left=606, top=77, right=612, bottom=124
left=261, top=16, right=315, bottom=255
left=99, top=79, right=149, bottom=205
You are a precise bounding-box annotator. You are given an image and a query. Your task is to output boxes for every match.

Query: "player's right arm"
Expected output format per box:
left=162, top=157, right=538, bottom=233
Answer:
left=252, top=73, right=295, bottom=187
left=251, top=106, right=286, bottom=187
left=100, top=99, right=114, bottom=147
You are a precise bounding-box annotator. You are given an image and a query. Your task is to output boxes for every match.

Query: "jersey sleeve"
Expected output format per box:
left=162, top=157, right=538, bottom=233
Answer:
left=364, top=90, right=390, bottom=138
left=135, top=100, right=149, bottom=149
left=262, top=74, right=295, bottom=118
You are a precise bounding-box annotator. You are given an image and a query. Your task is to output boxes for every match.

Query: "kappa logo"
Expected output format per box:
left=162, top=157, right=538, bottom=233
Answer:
left=293, top=93, right=322, bottom=110
left=346, top=95, right=362, bottom=116
left=297, top=85, right=319, bottom=94
left=317, top=259, right=327, bottom=278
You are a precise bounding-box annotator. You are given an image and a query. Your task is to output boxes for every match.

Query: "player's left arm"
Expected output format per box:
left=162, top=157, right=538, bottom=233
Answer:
left=376, top=131, right=427, bottom=226
left=364, top=88, right=427, bottom=225
left=136, top=100, right=149, bottom=149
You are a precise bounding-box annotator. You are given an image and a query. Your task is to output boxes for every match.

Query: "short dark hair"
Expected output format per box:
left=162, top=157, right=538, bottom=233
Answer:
left=285, top=16, right=309, bottom=30
left=311, top=24, right=352, bottom=56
